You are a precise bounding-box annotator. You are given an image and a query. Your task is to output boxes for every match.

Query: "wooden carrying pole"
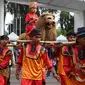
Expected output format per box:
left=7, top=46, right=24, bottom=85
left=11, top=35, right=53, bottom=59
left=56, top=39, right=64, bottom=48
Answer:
left=7, top=40, right=76, bottom=47
left=16, top=40, right=76, bottom=45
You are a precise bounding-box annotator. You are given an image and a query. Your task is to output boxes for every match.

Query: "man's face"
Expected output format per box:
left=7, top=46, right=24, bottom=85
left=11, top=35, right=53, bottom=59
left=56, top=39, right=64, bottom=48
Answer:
left=77, top=37, right=85, bottom=46
left=1, top=40, right=8, bottom=46
left=30, top=34, right=41, bottom=44
left=67, top=35, right=76, bottom=42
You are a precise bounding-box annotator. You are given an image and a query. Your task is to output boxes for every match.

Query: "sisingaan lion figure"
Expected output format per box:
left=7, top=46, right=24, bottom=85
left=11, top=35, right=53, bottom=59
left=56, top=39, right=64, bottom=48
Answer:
left=36, top=13, right=57, bottom=41
left=18, top=13, right=57, bottom=41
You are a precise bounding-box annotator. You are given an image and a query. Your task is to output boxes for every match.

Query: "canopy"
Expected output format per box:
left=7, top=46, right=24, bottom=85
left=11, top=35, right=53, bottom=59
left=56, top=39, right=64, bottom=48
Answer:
left=7, top=0, right=85, bottom=11
left=56, top=34, right=67, bottom=42
left=8, top=32, right=19, bottom=41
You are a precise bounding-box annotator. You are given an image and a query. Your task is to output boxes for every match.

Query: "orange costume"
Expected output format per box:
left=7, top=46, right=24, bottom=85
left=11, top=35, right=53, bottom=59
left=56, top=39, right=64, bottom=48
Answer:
left=0, top=46, right=12, bottom=85
left=25, top=2, right=38, bottom=34
left=16, top=43, right=54, bottom=85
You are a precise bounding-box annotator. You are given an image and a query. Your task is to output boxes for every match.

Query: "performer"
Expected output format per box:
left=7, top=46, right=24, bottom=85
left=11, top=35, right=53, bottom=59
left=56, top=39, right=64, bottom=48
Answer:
left=15, top=29, right=59, bottom=85
left=57, top=31, right=79, bottom=85
left=73, top=27, right=85, bottom=84
left=0, top=35, right=12, bottom=85
left=25, top=1, right=38, bottom=34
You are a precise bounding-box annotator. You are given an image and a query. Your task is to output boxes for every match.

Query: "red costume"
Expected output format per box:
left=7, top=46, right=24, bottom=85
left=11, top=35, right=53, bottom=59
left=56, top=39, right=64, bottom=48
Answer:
left=58, top=45, right=85, bottom=85
left=16, top=43, right=54, bottom=85
left=0, top=46, right=12, bottom=85
left=25, top=12, right=38, bottom=34
left=25, top=1, right=38, bottom=34
left=58, top=27, right=85, bottom=85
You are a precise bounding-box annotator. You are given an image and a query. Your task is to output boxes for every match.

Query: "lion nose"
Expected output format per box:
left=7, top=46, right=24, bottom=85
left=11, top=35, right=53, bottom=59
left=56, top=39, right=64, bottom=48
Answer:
left=52, top=21, right=55, bottom=25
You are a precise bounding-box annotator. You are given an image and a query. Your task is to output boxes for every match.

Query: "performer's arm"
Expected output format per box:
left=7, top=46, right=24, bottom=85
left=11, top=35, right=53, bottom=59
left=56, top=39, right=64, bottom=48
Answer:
left=42, top=51, right=60, bottom=81
left=25, top=13, right=37, bottom=24
left=62, top=46, right=79, bottom=76
left=16, top=48, right=23, bottom=80
left=25, top=13, right=30, bottom=24
left=42, top=51, right=53, bottom=72
left=16, top=48, right=23, bottom=69
left=63, top=55, right=72, bottom=75
left=62, top=46, right=72, bottom=75
left=0, top=50, right=12, bottom=69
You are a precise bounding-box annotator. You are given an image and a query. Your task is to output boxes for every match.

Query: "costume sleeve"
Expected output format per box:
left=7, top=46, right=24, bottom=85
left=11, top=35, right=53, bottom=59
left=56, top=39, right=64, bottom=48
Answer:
left=16, top=48, right=23, bottom=75
left=25, top=13, right=30, bottom=23
left=61, top=46, right=72, bottom=75
left=0, top=50, right=12, bottom=69
left=63, top=46, right=79, bottom=75
left=16, top=48, right=23, bottom=68
left=42, top=50, right=54, bottom=72
left=63, top=55, right=72, bottom=74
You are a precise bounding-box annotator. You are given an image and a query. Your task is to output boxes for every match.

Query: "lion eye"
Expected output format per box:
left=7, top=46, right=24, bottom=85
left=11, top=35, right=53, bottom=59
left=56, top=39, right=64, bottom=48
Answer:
left=47, top=17, right=51, bottom=19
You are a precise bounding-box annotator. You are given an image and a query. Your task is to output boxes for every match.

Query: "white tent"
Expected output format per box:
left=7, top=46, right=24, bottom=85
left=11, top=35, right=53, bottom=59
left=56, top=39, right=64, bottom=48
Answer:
left=56, top=35, right=67, bottom=42
left=8, top=32, right=19, bottom=41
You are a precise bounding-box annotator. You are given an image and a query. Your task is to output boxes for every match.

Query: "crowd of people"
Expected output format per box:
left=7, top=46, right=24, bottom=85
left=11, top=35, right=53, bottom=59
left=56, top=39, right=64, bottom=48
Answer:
left=0, top=1, right=85, bottom=85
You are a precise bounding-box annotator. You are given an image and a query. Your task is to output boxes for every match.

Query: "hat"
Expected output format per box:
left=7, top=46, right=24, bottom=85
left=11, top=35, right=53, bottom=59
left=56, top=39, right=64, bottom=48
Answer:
left=77, top=27, right=85, bottom=37
left=29, top=2, right=38, bottom=8
left=66, top=30, right=76, bottom=37
left=29, top=29, right=41, bottom=37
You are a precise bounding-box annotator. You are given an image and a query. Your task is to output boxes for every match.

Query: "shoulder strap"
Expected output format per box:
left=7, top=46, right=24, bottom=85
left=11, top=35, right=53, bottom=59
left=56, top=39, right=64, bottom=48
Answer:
left=71, top=48, right=77, bottom=65
left=3, top=48, right=12, bottom=58
left=40, top=46, right=47, bottom=54
left=62, top=46, right=72, bottom=57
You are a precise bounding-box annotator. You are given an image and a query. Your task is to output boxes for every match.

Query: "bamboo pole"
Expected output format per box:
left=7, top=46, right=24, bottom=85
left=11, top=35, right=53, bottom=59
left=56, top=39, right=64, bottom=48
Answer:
left=6, top=40, right=76, bottom=47
left=16, top=40, right=76, bottom=45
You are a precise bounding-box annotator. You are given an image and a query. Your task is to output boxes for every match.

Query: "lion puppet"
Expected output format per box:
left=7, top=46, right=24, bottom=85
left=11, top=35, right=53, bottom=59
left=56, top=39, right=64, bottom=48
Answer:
left=18, top=13, right=57, bottom=41
left=36, top=13, right=57, bottom=41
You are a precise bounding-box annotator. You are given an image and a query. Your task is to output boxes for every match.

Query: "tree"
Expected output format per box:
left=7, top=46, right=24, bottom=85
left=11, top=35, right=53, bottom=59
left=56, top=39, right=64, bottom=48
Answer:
left=56, top=27, right=66, bottom=37
left=59, top=11, right=74, bottom=34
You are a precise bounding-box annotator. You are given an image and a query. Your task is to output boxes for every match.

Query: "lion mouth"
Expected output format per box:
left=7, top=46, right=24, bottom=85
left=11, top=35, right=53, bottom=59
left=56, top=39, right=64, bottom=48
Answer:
left=45, top=21, right=55, bottom=29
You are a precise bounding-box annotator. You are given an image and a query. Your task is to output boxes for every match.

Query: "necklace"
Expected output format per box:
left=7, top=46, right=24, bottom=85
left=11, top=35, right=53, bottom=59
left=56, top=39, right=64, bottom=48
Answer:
left=25, top=44, right=41, bottom=59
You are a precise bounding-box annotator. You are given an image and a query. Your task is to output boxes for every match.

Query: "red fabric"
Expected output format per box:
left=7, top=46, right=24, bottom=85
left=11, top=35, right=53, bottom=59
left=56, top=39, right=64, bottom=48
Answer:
left=26, top=25, right=34, bottom=35
left=21, top=78, right=42, bottom=85
left=0, top=54, right=11, bottom=69
left=60, top=75, right=66, bottom=85
left=42, top=71, right=46, bottom=82
left=62, top=46, right=72, bottom=74
left=16, top=48, right=23, bottom=75
left=25, top=12, right=38, bottom=34
left=63, top=55, right=72, bottom=74
left=42, top=52, right=53, bottom=72
left=16, top=48, right=23, bottom=67
left=74, top=46, right=85, bottom=64
left=0, top=74, right=8, bottom=85
left=0, top=47, right=11, bottom=69
left=63, top=47, right=79, bottom=75
left=60, top=46, right=85, bottom=85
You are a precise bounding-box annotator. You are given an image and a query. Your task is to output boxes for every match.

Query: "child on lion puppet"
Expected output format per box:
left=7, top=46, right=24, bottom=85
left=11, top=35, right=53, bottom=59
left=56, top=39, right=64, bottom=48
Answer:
left=25, top=1, right=38, bottom=34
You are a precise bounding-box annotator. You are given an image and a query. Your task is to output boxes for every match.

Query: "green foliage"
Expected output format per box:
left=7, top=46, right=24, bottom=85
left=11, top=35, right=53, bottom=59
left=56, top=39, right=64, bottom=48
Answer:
left=59, top=11, right=74, bottom=34
left=40, top=7, right=57, bottom=14
left=56, top=28, right=66, bottom=37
